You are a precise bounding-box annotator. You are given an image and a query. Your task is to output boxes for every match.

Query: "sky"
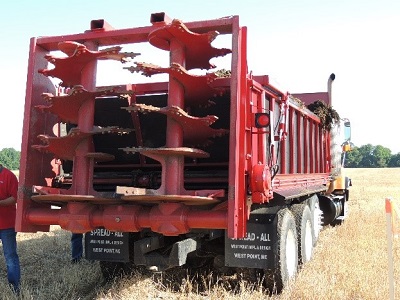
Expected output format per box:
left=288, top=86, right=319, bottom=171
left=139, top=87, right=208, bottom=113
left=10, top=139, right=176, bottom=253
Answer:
left=1, top=0, right=399, bottom=153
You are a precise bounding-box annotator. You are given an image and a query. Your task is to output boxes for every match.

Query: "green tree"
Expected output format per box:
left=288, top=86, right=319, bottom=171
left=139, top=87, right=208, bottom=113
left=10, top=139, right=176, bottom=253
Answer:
left=0, top=148, right=20, bottom=170
left=344, top=144, right=398, bottom=168
left=373, top=145, right=391, bottom=167
left=388, top=153, right=400, bottom=167
left=344, top=146, right=362, bottom=167
left=358, top=144, right=375, bottom=167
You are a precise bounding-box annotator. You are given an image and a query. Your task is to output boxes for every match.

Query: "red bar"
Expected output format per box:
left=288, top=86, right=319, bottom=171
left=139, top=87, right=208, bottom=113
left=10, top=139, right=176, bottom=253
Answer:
left=289, top=107, right=295, bottom=174
left=304, top=117, right=309, bottom=173
left=164, top=37, right=185, bottom=195
left=25, top=205, right=228, bottom=234
left=309, top=121, right=314, bottom=173
left=297, top=110, right=302, bottom=173
left=272, top=173, right=329, bottom=192
left=280, top=128, right=287, bottom=174
left=386, top=198, right=392, bottom=214
left=71, top=40, right=97, bottom=195
left=36, top=17, right=238, bottom=51
left=228, top=20, right=247, bottom=239
left=16, top=39, right=58, bottom=232
left=316, top=124, right=321, bottom=172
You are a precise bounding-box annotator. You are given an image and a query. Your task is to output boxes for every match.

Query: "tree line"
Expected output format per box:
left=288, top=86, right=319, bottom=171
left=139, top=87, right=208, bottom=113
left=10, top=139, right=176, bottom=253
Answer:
left=1, top=144, right=400, bottom=170
left=344, top=144, right=400, bottom=168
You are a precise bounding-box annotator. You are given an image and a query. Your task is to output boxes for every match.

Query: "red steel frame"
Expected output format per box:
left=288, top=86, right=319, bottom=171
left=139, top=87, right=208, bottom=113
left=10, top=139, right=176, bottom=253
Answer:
left=16, top=13, right=332, bottom=239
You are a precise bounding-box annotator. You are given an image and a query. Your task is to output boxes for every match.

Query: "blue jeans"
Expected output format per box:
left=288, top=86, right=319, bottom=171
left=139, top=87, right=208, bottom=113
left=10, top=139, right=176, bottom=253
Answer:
left=0, top=228, right=20, bottom=291
left=71, top=233, right=83, bottom=260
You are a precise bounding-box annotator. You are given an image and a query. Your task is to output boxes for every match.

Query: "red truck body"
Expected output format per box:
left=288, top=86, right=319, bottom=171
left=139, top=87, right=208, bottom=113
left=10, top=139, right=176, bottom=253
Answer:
left=16, top=13, right=350, bottom=290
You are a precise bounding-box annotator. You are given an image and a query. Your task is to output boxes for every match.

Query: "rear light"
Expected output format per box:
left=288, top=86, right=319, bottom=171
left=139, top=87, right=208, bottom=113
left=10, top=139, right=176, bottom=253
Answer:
left=255, top=113, right=270, bottom=128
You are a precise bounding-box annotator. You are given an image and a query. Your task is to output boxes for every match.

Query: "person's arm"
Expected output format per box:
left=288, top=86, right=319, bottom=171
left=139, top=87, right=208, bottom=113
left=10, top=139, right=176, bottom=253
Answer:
left=0, top=196, right=16, bottom=206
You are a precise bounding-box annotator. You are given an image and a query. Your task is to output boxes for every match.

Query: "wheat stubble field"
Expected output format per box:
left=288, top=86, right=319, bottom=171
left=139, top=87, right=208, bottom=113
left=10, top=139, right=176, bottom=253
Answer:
left=0, top=168, right=399, bottom=299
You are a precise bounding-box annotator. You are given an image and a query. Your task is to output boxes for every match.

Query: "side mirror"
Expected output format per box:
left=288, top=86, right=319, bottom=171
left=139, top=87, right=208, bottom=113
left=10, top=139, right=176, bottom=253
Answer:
left=343, top=119, right=351, bottom=142
left=342, top=118, right=351, bottom=152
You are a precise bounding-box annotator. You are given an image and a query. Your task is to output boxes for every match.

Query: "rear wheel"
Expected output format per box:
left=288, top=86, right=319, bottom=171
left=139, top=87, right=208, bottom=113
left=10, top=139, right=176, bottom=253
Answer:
left=265, top=208, right=298, bottom=292
left=291, top=203, right=314, bottom=265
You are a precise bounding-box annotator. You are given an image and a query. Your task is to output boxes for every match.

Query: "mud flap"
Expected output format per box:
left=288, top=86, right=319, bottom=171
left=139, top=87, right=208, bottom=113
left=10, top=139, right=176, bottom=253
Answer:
left=85, top=229, right=130, bottom=262
left=225, top=207, right=277, bottom=269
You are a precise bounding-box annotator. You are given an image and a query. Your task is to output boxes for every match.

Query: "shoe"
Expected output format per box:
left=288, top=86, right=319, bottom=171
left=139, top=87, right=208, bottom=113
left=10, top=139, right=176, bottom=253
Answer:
left=71, top=257, right=82, bottom=264
left=10, top=284, right=20, bottom=295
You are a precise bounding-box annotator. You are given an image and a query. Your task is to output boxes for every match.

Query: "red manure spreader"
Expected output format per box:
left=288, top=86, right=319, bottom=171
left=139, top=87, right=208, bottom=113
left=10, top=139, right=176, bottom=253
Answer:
left=16, top=13, right=352, bottom=291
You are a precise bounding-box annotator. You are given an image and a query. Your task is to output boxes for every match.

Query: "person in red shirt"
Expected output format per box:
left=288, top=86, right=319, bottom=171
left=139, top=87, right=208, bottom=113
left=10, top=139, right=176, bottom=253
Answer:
left=0, top=163, right=21, bottom=292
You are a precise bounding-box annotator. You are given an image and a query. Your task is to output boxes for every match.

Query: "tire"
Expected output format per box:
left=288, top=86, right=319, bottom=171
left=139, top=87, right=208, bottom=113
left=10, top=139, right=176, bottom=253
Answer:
left=265, top=208, right=298, bottom=292
left=291, top=203, right=314, bottom=265
left=308, top=195, right=322, bottom=245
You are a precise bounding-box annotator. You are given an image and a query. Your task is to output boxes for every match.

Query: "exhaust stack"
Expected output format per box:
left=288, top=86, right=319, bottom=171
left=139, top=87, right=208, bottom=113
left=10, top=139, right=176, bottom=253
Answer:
left=327, top=73, right=335, bottom=105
